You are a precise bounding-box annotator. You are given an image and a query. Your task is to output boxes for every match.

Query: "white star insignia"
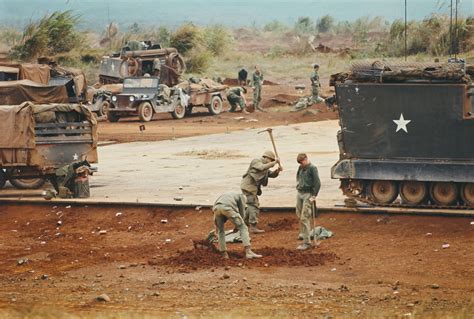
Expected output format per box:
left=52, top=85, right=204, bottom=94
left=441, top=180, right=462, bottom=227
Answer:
left=393, top=113, right=411, bottom=133
left=73, top=153, right=79, bottom=161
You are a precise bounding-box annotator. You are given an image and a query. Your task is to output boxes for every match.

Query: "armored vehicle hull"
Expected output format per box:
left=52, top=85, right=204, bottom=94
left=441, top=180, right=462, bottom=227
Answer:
left=331, top=82, right=474, bottom=207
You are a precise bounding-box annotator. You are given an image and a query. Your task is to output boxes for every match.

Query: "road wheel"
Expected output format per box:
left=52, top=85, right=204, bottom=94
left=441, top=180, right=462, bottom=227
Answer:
left=400, top=181, right=427, bottom=205
left=138, top=102, right=154, bottom=122
left=369, top=180, right=398, bottom=205
left=99, top=100, right=110, bottom=117
left=341, top=179, right=365, bottom=197
left=208, top=96, right=223, bottom=115
left=10, top=178, right=46, bottom=189
left=460, top=183, right=474, bottom=206
left=0, top=170, right=6, bottom=189
left=171, top=102, right=186, bottom=119
left=430, top=182, right=458, bottom=206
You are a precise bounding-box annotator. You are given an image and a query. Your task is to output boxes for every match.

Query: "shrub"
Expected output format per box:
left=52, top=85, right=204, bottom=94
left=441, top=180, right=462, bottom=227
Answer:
left=11, top=11, right=82, bottom=60
left=263, top=20, right=288, bottom=33
left=170, top=23, right=202, bottom=55
left=203, top=25, right=233, bottom=56
left=184, top=48, right=212, bottom=74
left=316, top=15, right=334, bottom=33
left=294, top=17, right=314, bottom=34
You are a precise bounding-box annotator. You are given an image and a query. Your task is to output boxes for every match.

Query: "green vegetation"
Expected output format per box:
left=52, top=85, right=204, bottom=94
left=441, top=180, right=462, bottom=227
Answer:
left=0, top=11, right=472, bottom=83
left=10, top=11, right=82, bottom=60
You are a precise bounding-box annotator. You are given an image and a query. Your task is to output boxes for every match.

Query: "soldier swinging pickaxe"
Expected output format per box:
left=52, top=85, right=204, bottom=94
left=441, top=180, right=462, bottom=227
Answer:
left=257, top=128, right=283, bottom=171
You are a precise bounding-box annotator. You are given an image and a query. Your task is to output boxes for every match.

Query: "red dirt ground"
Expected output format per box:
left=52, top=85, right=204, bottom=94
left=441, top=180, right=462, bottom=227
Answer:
left=0, top=203, right=473, bottom=318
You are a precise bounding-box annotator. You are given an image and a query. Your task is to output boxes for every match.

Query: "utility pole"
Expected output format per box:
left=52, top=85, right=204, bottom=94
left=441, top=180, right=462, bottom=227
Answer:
left=404, top=0, right=407, bottom=61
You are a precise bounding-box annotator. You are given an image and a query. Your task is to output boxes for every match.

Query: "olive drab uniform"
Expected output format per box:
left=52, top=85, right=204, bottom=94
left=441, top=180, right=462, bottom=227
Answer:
left=311, top=70, right=324, bottom=104
left=252, top=70, right=264, bottom=110
left=241, top=158, right=279, bottom=225
left=296, top=163, right=321, bottom=245
left=213, top=192, right=251, bottom=252
left=226, top=87, right=246, bottom=112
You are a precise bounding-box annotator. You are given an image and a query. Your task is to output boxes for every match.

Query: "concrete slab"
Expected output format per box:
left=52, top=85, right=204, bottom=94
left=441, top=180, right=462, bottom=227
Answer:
left=0, top=120, right=345, bottom=208
left=89, top=120, right=343, bottom=207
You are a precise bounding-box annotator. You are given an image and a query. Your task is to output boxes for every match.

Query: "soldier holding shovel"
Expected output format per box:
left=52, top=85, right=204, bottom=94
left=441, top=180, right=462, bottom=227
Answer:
left=295, top=153, right=321, bottom=250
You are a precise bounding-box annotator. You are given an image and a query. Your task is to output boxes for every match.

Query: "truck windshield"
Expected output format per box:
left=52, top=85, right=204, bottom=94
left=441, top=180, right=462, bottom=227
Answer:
left=123, top=78, right=158, bottom=88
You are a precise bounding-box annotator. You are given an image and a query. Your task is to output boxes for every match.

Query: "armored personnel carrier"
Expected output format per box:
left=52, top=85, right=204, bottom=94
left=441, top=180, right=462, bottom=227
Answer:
left=331, top=62, right=474, bottom=208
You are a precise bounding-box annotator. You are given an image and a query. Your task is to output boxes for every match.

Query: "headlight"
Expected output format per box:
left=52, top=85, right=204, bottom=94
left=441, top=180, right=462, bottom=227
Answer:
left=129, top=96, right=135, bottom=102
left=111, top=96, right=117, bottom=102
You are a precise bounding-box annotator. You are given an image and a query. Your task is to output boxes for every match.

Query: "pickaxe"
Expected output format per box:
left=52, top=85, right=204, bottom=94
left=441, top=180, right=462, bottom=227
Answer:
left=257, top=128, right=283, bottom=171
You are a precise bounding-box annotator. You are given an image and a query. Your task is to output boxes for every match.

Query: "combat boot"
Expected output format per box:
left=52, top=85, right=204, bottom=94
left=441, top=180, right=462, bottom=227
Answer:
left=245, top=248, right=262, bottom=259
left=256, top=106, right=265, bottom=112
left=297, top=243, right=313, bottom=251
left=249, top=224, right=265, bottom=234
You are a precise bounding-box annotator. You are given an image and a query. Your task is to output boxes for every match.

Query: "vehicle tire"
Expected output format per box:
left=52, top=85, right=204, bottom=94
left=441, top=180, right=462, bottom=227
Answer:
left=460, top=183, right=474, bottom=206
left=0, top=170, right=6, bottom=189
left=99, top=100, right=111, bottom=117
left=171, top=101, right=186, bottom=119
left=208, top=96, right=223, bottom=115
left=430, top=182, right=458, bottom=206
left=400, top=181, right=427, bottom=205
left=10, top=178, right=46, bottom=189
left=368, top=180, right=398, bottom=205
left=108, top=111, right=120, bottom=122
left=138, top=102, right=154, bottom=122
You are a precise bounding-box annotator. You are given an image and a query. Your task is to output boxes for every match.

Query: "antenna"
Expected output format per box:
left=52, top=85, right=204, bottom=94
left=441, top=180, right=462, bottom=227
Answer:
left=454, top=0, right=458, bottom=60
left=404, top=0, right=407, bottom=61
left=449, top=0, right=453, bottom=56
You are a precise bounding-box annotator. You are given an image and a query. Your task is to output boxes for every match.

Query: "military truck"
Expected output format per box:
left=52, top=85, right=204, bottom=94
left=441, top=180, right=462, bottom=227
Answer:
left=99, top=41, right=185, bottom=87
left=330, top=62, right=474, bottom=208
left=0, top=102, right=98, bottom=191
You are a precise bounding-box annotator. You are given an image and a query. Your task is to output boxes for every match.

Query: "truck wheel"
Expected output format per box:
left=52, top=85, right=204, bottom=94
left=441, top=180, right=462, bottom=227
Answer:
left=10, top=178, right=46, bottom=189
left=208, top=96, right=223, bottom=115
left=108, top=111, right=120, bottom=122
left=99, top=100, right=111, bottom=117
left=138, top=102, right=154, bottom=122
left=171, top=102, right=186, bottom=119
left=0, top=170, right=6, bottom=189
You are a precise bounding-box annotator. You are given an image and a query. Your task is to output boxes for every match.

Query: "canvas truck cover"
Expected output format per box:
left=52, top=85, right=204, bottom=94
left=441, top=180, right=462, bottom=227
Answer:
left=0, top=103, right=35, bottom=149
left=0, top=80, right=69, bottom=104
left=19, top=63, right=51, bottom=84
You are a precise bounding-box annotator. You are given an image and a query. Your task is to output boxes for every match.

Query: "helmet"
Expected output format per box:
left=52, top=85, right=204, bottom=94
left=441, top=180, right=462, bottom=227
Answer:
left=262, top=150, right=276, bottom=160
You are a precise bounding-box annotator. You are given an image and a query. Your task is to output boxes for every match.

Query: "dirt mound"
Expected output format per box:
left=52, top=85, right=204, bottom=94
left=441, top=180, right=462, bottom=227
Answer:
left=160, top=240, right=337, bottom=270
left=267, top=218, right=297, bottom=231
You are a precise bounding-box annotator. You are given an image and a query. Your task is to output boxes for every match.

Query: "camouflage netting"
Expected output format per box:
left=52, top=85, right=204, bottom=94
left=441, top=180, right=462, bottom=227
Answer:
left=330, top=61, right=472, bottom=85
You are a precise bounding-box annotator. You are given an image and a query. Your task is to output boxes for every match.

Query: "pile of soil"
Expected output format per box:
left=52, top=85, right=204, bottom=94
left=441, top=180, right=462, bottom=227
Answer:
left=267, top=218, right=297, bottom=231
left=160, top=240, right=337, bottom=270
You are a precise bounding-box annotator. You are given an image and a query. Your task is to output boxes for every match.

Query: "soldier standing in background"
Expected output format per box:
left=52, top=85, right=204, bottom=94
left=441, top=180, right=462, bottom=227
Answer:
left=311, top=64, right=325, bottom=104
left=252, top=65, right=264, bottom=111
